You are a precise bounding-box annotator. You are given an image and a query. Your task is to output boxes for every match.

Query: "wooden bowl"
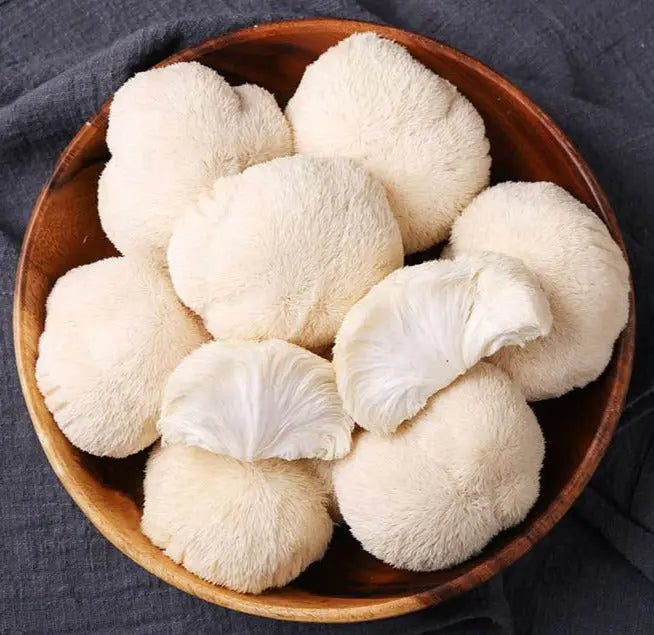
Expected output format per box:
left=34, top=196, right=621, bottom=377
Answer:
left=13, top=18, right=635, bottom=623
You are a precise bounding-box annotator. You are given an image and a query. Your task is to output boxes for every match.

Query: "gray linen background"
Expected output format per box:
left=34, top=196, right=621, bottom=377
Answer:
left=1, top=1, right=653, bottom=633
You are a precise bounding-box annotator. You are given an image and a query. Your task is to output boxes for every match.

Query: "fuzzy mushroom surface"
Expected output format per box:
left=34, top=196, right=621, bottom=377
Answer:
left=333, top=252, right=552, bottom=435
left=99, top=61, right=292, bottom=263
left=450, top=181, right=630, bottom=400
left=158, top=339, right=353, bottom=461
left=285, top=32, right=491, bottom=253
left=168, top=154, right=404, bottom=349
left=333, top=363, right=544, bottom=571
left=35, top=257, right=208, bottom=458
left=308, top=458, right=343, bottom=523
left=142, top=444, right=333, bottom=594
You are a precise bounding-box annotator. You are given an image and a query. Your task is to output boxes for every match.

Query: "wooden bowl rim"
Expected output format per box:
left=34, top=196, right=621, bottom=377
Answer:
left=13, top=17, right=636, bottom=623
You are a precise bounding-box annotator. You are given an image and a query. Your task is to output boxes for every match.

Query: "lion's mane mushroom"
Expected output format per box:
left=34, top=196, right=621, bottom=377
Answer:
left=36, top=257, right=208, bottom=457
left=333, top=252, right=552, bottom=435
left=142, top=444, right=333, bottom=593
left=168, top=155, right=404, bottom=349
left=333, top=363, right=544, bottom=571
left=158, top=339, right=353, bottom=461
left=99, top=61, right=292, bottom=263
left=285, top=32, right=491, bottom=253
left=450, top=181, right=630, bottom=400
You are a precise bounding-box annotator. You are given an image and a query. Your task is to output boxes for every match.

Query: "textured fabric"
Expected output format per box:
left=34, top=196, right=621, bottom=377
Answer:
left=1, top=0, right=654, bottom=632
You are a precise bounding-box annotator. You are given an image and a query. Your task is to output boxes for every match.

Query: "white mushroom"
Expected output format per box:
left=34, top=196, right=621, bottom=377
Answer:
left=159, top=339, right=353, bottom=461
left=307, top=458, right=342, bottom=523
left=333, top=363, right=544, bottom=571
left=36, top=257, right=208, bottom=458
left=285, top=32, right=491, bottom=253
left=450, top=181, right=630, bottom=400
left=333, top=252, right=552, bottom=435
left=99, top=62, right=292, bottom=263
left=168, top=155, right=404, bottom=349
left=142, top=444, right=333, bottom=593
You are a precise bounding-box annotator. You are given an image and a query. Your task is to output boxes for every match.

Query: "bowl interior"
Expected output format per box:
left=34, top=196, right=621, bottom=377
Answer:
left=14, top=19, right=634, bottom=623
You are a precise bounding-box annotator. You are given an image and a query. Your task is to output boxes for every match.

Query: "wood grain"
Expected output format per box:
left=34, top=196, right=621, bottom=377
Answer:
left=13, top=18, right=635, bottom=623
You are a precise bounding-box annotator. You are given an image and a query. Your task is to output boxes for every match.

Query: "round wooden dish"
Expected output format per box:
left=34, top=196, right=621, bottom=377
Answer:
left=13, top=18, right=635, bottom=623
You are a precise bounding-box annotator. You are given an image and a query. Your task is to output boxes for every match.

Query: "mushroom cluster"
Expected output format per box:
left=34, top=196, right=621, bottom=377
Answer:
left=36, top=33, right=629, bottom=592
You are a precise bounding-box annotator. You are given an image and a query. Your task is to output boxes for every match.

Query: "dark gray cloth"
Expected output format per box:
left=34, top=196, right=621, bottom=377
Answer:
left=1, top=0, right=653, bottom=632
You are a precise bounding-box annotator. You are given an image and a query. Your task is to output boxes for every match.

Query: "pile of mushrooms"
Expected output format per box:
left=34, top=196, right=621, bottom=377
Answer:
left=36, top=33, right=629, bottom=593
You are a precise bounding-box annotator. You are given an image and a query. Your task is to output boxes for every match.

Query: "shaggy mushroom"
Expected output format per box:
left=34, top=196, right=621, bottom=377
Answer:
left=159, top=339, right=353, bottom=461
left=285, top=32, right=491, bottom=253
left=99, top=61, right=292, bottom=263
left=333, top=252, right=552, bottom=435
left=450, top=181, right=630, bottom=400
left=333, top=363, right=544, bottom=571
left=142, top=444, right=333, bottom=593
left=36, top=257, right=208, bottom=457
left=309, top=458, right=343, bottom=523
left=168, top=155, right=404, bottom=349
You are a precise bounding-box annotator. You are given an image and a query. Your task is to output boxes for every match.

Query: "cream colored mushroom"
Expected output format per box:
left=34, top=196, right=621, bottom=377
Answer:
left=159, top=339, right=353, bottom=461
left=142, top=444, right=333, bottom=593
left=168, top=155, right=404, bottom=349
left=307, top=458, right=342, bottom=523
left=99, top=61, right=292, bottom=263
left=36, top=257, right=208, bottom=457
left=333, top=252, right=552, bottom=435
left=285, top=32, right=491, bottom=253
left=333, top=363, right=544, bottom=571
left=450, top=181, right=630, bottom=400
